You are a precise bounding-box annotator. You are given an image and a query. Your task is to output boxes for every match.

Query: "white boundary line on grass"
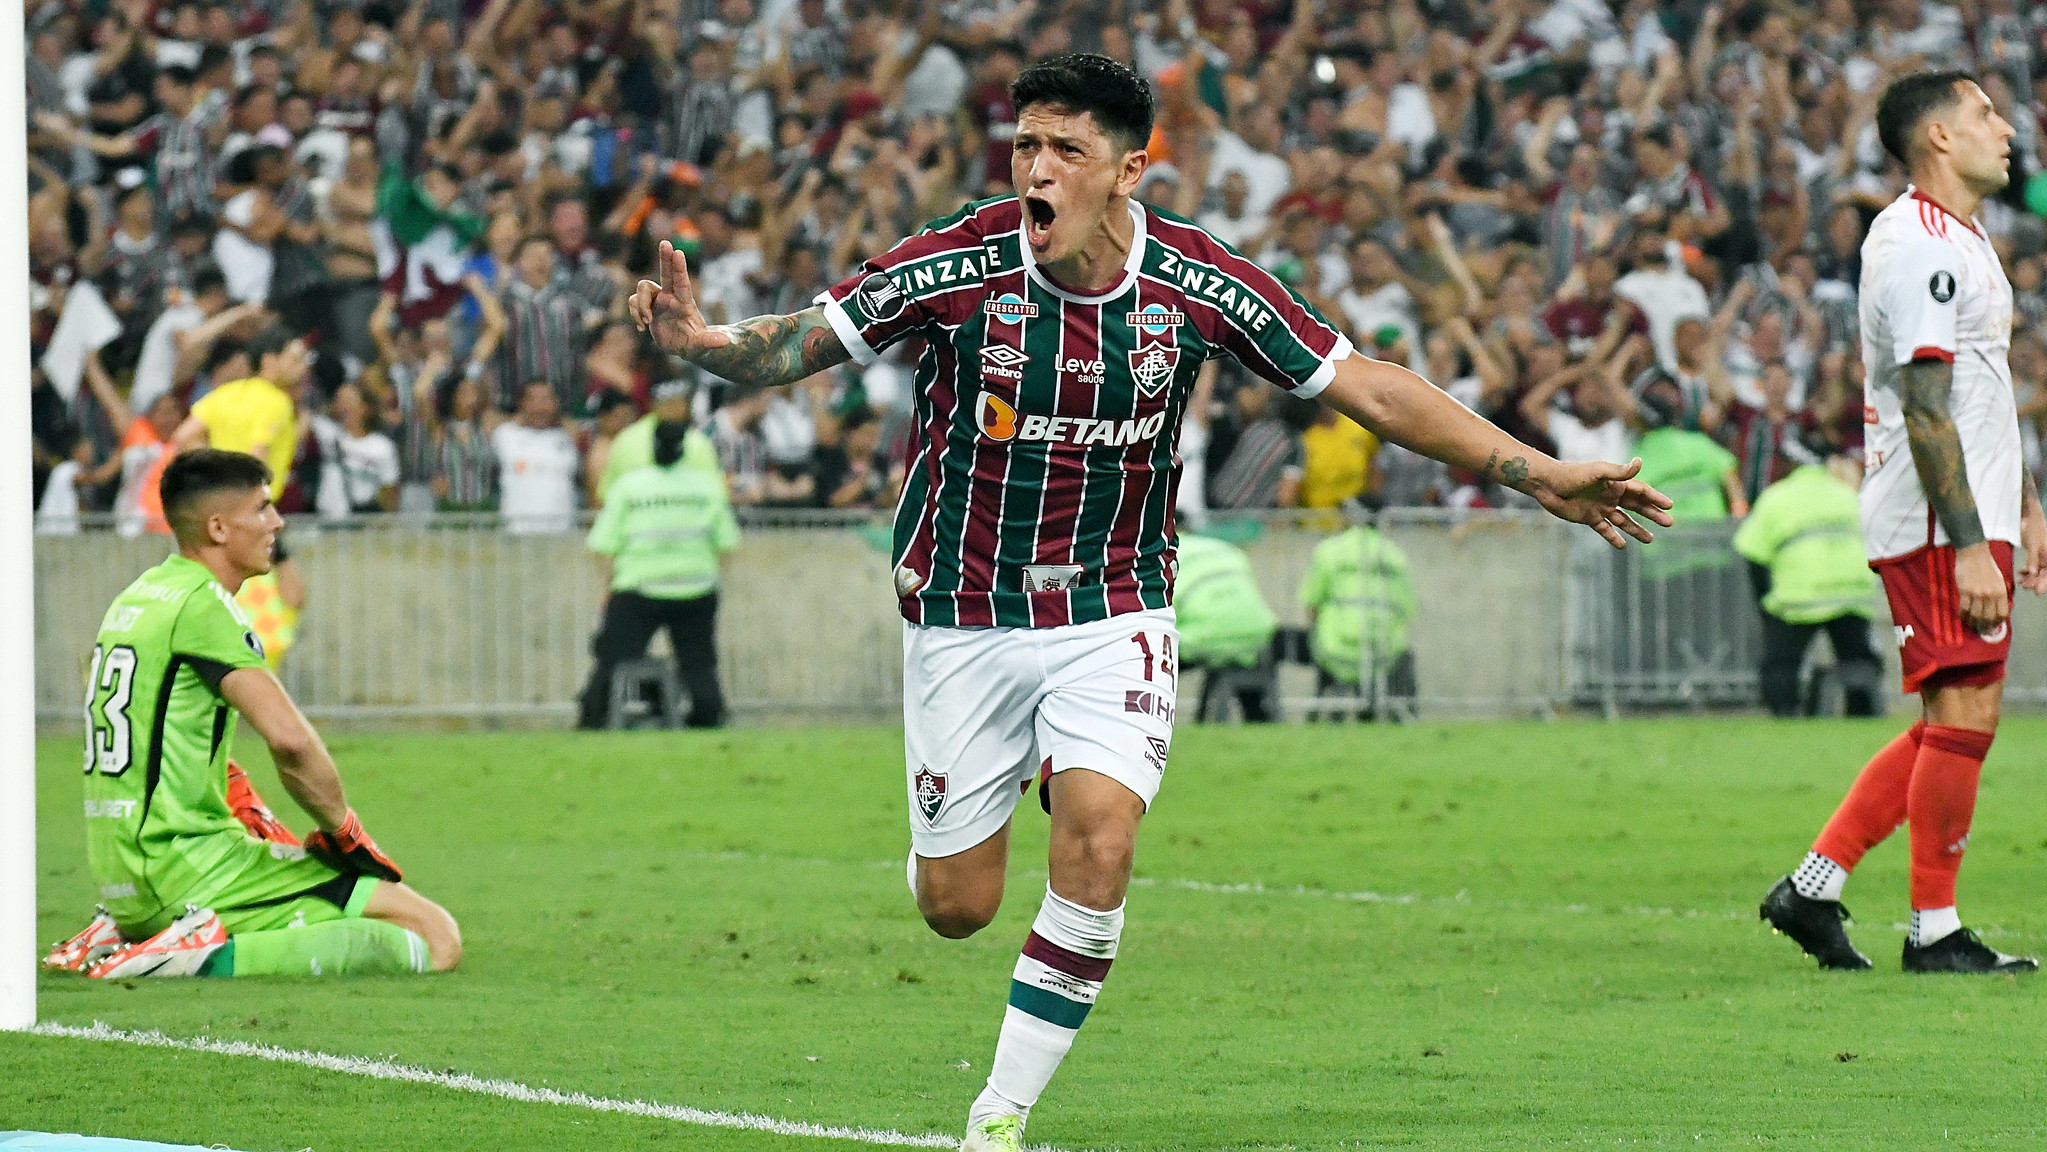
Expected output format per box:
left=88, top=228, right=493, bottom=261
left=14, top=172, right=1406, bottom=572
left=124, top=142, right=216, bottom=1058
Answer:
left=31, top=1021, right=990, bottom=1150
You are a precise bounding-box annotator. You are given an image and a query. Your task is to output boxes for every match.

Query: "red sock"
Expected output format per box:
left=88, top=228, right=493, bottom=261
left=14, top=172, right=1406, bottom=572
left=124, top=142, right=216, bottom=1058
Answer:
left=1812, top=721, right=1925, bottom=870
left=1908, top=725, right=1992, bottom=910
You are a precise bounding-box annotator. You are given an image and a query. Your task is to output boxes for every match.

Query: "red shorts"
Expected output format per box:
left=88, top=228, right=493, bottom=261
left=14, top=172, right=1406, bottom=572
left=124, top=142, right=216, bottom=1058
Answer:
left=1872, top=541, right=2014, bottom=694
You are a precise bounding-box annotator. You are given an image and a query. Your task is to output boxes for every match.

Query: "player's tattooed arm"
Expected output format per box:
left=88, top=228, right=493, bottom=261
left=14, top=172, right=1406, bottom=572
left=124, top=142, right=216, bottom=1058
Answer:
left=690, top=307, right=851, bottom=389
left=1899, top=357, right=1987, bottom=550
left=630, top=240, right=850, bottom=389
left=1480, top=449, right=1532, bottom=491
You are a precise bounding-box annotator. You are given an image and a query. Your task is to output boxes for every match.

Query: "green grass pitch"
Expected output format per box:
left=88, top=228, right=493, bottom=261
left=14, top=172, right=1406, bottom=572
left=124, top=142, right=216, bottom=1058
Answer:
left=10, top=719, right=2047, bottom=1150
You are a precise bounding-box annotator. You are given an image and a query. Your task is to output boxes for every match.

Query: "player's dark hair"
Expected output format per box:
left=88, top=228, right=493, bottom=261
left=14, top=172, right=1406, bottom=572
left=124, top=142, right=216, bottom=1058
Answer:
left=653, top=419, right=692, bottom=467
left=160, top=449, right=271, bottom=542
left=1011, top=53, right=1155, bottom=153
left=1876, top=70, right=1979, bottom=168
left=191, top=268, right=228, bottom=299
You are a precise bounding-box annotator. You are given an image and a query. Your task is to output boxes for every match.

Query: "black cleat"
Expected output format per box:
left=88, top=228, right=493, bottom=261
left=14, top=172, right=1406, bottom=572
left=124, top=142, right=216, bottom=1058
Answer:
left=1902, top=928, right=2039, bottom=974
left=1760, top=876, right=1873, bottom=970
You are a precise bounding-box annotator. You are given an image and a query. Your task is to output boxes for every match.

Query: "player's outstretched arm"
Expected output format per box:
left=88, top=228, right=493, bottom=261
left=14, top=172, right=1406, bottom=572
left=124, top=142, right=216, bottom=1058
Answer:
left=1899, top=359, right=2008, bottom=628
left=628, top=239, right=851, bottom=389
left=1318, top=354, right=1675, bottom=549
left=220, top=668, right=349, bottom=831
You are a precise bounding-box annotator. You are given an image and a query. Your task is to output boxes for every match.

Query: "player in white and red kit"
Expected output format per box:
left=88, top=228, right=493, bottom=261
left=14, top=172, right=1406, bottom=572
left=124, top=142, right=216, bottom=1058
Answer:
left=632, top=55, right=1672, bottom=1149
left=1763, top=71, right=2046, bottom=975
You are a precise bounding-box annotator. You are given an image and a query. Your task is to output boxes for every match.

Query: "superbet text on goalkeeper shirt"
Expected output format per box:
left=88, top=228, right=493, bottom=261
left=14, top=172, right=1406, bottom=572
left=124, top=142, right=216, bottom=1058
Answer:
left=82, top=554, right=273, bottom=927
left=817, top=195, right=1354, bottom=629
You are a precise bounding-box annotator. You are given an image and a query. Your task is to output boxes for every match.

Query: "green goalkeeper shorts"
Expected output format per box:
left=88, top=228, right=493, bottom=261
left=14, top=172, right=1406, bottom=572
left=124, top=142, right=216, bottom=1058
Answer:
left=118, top=834, right=379, bottom=938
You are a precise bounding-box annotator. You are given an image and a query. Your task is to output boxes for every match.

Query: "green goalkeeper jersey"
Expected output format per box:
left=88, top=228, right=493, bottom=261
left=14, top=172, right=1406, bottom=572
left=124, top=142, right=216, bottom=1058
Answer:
left=83, top=554, right=273, bottom=927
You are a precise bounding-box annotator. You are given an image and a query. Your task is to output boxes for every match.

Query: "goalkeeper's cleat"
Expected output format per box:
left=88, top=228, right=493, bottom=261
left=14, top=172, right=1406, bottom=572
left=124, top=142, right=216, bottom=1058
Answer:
left=960, top=1114, right=1025, bottom=1152
left=43, top=906, right=125, bottom=972
left=1902, top=927, right=2039, bottom=974
left=1759, top=876, right=1872, bottom=970
left=86, top=905, right=227, bottom=979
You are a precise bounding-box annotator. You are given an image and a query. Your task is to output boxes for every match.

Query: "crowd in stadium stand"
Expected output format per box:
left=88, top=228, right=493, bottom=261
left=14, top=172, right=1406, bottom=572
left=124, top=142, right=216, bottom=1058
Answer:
left=23, top=0, right=2047, bottom=534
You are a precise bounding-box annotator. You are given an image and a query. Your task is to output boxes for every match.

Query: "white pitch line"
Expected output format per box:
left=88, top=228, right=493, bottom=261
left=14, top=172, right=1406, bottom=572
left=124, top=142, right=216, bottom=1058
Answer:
left=31, top=1021, right=985, bottom=1150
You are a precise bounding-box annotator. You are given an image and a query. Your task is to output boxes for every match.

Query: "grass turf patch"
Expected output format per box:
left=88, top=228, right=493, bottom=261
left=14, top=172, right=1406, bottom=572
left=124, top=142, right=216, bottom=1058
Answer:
left=13, top=719, right=2047, bottom=1149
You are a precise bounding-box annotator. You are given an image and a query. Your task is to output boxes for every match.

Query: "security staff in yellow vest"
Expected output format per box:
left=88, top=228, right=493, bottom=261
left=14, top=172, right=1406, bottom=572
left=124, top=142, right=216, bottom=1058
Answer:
left=576, top=419, right=740, bottom=729
left=1733, top=455, right=1883, bottom=717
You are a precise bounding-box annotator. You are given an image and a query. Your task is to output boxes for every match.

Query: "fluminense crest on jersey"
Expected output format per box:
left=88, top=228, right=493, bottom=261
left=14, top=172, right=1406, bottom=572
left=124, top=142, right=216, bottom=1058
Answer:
left=1130, top=343, right=1179, bottom=396
left=816, top=195, right=1352, bottom=628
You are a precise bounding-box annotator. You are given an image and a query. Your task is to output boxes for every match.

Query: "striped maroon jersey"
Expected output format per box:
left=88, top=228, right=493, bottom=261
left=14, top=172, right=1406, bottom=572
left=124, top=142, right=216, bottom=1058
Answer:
left=818, top=195, right=1353, bottom=627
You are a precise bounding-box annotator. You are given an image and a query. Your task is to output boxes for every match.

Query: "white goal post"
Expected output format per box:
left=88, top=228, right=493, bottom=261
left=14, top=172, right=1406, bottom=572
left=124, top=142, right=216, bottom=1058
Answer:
left=3, top=5, right=43, bottom=1031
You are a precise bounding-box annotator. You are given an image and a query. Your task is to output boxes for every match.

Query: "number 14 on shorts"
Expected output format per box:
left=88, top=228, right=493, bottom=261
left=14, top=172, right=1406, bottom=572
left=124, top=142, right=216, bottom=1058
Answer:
left=1126, top=633, right=1176, bottom=730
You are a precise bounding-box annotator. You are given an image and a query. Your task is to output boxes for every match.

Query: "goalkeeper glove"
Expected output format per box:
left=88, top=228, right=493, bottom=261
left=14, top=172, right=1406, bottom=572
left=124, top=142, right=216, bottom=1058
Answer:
left=305, top=809, right=404, bottom=883
left=226, top=759, right=301, bottom=846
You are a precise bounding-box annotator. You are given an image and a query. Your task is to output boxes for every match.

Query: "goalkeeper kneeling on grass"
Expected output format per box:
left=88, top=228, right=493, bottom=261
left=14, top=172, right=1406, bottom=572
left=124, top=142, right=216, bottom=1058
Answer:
left=45, top=448, right=461, bottom=979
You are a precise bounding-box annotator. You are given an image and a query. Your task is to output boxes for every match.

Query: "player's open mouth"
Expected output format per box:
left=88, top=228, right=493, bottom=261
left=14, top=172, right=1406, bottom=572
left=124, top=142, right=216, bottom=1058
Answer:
left=1025, top=196, right=1055, bottom=249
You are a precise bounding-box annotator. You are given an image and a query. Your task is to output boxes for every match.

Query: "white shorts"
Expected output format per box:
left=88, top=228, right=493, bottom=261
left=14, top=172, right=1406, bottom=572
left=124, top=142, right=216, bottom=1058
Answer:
left=903, top=607, right=1179, bottom=858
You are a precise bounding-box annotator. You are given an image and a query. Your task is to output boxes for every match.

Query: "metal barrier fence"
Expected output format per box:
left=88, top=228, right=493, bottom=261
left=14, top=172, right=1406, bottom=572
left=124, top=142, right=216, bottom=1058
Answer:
left=33, top=509, right=2047, bottom=725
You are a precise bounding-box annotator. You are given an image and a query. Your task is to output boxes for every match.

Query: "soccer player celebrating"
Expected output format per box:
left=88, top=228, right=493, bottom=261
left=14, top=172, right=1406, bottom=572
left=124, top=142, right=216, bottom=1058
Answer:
left=632, top=55, right=1670, bottom=1149
left=45, top=449, right=461, bottom=979
left=1761, top=71, right=2042, bottom=975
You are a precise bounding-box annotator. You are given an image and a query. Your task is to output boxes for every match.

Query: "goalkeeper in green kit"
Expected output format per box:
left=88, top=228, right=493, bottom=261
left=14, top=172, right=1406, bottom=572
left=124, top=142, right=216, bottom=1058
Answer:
left=45, top=449, right=461, bottom=979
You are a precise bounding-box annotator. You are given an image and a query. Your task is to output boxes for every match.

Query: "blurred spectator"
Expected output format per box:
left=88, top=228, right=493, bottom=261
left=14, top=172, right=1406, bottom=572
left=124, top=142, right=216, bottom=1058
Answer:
left=1211, top=388, right=1312, bottom=510
left=1299, top=502, right=1418, bottom=719
left=814, top=404, right=903, bottom=510
left=599, top=380, right=720, bottom=504
left=313, top=384, right=401, bottom=521
left=1174, top=531, right=1279, bottom=723
left=499, top=237, right=584, bottom=415
left=494, top=380, right=579, bottom=534
left=1734, top=455, right=1883, bottom=717
left=431, top=374, right=502, bottom=513
left=173, top=326, right=307, bottom=499
left=1629, top=373, right=1746, bottom=523
left=578, top=418, right=739, bottom=730
left=1296, top=407, right=1378, bottom=510
left=711, top=382, right=773, bottom=507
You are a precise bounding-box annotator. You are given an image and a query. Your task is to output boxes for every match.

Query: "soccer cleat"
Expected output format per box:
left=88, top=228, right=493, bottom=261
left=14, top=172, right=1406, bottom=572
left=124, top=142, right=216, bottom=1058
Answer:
left=960, top=1114, right=1025, bottom=1152
left=1902, top=927, right=2040, bottom=974
left=86, top=905, right=227, bottom=979
left=43, top=906, right=126, bottom=972
left=1759, top=876, right=1873, bottom=970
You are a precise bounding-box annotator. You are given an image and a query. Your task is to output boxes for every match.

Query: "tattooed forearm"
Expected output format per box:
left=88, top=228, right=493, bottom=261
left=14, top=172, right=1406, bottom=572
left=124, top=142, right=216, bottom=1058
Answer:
left=1900, top=358, right=1986, bottom=550
left=2025, top=464, right=2042, bottom=518
left=1482, top=449, right=1530, bottom=490
left=691, top=307, right=850, bottom=389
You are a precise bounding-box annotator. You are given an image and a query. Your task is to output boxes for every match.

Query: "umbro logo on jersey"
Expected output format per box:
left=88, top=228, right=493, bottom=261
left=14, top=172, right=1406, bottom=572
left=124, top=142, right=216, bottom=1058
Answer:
left=985, top=293, right=1038, bottom=322
left=1130, top=342, right=1181, bottom=396
left=855, top=272, right=907, bottom=321
left=1929, top=271, right=1956, bottom=303
left=980, top=343, right=1030, bottom=381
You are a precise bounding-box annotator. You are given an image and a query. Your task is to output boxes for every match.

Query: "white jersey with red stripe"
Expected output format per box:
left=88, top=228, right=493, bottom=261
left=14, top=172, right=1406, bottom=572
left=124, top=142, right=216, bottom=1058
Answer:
left=1858, top=187, right=2020, bottom=562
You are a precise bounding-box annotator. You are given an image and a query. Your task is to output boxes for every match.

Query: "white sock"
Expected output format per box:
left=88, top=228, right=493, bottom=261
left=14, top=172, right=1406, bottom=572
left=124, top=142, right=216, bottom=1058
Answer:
left=1911, top=906, right=1961, bottom=946
left=1791, top=852, right=1848, bottom=902
left=969, top=887, right=1123, bottom=1128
